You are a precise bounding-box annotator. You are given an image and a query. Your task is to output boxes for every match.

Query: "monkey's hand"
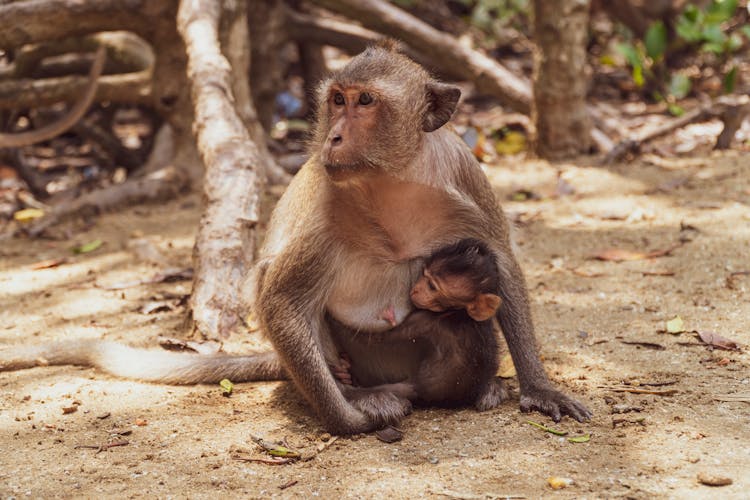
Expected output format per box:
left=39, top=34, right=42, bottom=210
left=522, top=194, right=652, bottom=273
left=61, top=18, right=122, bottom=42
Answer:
left=519, top=385, right=592, bottom=423
left=341, top=386, right=413, bottom=428
left=330, top=353, right=353, bottom=385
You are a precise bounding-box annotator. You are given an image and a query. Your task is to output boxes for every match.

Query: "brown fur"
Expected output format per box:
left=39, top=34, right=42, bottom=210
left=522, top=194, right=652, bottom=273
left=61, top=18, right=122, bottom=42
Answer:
left=256, top=44, right=591, bottom=432
left=337, top=239, right=507, bottom=410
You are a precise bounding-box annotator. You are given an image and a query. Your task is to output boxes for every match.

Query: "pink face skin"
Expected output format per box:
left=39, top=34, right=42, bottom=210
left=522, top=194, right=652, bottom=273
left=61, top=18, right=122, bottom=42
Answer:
left=410, top=269, right=472, bottom=312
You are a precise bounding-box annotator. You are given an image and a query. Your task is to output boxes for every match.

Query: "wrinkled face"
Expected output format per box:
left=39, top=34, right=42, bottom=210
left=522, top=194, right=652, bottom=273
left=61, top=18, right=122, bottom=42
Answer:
left=320, top=83, right=384, bottom=181
left=313, top=45, right=462, bottom=183
left=410, top=268, right=474, bottom=313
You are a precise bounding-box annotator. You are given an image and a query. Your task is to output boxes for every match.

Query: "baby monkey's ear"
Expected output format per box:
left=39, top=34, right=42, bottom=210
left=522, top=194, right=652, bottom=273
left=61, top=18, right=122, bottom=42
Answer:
left=466, top=293, right=502, bottom=321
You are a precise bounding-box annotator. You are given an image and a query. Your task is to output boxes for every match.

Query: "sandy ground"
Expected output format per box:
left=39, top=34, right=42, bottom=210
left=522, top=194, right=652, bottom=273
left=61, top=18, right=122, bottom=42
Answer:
left=1, top=152, right=749, bottom=499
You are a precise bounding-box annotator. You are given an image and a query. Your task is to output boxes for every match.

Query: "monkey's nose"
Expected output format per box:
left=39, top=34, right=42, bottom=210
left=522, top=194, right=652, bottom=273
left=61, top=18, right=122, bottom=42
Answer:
left=331, top=134, right=343, bottom=146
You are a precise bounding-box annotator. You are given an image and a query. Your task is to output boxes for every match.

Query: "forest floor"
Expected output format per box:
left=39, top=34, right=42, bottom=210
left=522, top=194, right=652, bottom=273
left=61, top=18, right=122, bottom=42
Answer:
left=1, top=151, right=749, bottom=499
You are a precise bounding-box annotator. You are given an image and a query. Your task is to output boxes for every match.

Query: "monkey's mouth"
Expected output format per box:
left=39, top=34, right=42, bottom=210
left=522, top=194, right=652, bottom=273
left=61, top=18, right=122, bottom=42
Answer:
left=324, top=162, right=364, bottom=182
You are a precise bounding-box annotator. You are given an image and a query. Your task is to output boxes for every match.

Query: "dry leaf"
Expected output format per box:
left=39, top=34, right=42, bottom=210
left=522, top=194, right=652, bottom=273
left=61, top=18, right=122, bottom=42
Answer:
left=30, top=258, right=67, bottom=270
left=497, top=353, right=516, bottom=378
left=13, top=208, right=44, bottom=222
left=696, top=331, right=740, bottom=351
left=135, top=419, right=148, bottom=426
left=666, top=316, right=685, bottom=334
left=697, top=472, right=732, bottom=487
left=547, top=477, right=573, bottom=489
left=62, top=406, right=78, bottom=414
left=592, top=243, right=681, bottom=262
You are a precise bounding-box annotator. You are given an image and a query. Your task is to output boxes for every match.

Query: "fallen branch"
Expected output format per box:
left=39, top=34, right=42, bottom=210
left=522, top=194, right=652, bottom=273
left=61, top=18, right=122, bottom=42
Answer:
left=310, top=0, right=532, bottom=113
left=604, top=95, right=750, bottom=163
left=0, top=46, right=105, bottom=148
left=177, top=0, right=266, bottom=338
left=0, top=0, right=148, bottom=49
left=0, top=71, right=151, bottom=109
left=27, top=165, right=187, bottom=237
left=308, top=0, right=612, bottom=149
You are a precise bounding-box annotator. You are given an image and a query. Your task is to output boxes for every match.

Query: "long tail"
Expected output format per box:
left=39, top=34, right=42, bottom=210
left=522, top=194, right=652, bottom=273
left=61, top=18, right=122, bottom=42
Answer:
left=0, top=339, right=286, bottom=385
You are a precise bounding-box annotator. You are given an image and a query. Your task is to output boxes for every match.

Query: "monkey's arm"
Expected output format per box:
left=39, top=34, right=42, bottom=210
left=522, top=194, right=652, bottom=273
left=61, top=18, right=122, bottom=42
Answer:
left=449, top=143, right=591, bottom=422
left=493, top=251, right=592, bottom=422
left=256, top=235, right=373, bottom=435
left=0, top=339, right=285, bottom=384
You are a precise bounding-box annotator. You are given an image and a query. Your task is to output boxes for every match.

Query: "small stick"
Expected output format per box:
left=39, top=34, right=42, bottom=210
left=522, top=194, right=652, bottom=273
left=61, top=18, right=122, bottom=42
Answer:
left=74, top=439, right=129, bottom=453
left=231, top=454, right=295, bottom=465
left=278, top=480, right=299, bottom=490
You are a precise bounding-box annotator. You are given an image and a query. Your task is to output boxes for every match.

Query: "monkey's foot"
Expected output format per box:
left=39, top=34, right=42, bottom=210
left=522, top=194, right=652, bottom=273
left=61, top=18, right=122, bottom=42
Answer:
left=474, top=378, right=509, bottom=411
left=520, top=385, right=592, bottom=423
left=343, top=386, right=413, bottom=428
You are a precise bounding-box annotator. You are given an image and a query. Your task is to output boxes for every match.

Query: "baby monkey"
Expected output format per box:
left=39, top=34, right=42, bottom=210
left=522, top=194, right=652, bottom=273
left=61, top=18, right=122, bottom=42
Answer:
left=335, top=238, right=505, bottom=410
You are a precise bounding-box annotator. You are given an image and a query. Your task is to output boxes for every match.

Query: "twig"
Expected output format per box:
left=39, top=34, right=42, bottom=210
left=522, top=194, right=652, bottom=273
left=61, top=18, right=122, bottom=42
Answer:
left=74, top=439, right=129, bottom=453
left=278, top=480, right=299, bottom=490
left=231, top=454, right=295, bottom=465
left=601, top=386, right=677, bottom=396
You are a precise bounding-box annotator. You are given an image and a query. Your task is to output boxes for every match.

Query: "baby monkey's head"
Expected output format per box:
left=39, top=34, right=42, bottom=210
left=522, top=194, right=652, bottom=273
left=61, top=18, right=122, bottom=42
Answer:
left=410, top=238, right=502, bottom=321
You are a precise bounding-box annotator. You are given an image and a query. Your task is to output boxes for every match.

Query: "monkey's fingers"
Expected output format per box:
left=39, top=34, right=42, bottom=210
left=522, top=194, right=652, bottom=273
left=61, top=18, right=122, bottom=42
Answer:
left=520, top=387, right=592, bottom=423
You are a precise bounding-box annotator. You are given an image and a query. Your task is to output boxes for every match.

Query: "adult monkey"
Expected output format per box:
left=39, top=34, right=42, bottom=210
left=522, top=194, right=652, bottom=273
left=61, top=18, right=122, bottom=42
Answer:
left=253, top=40, right=591, bottom=433
left=0, top=42, right=591, bottom=433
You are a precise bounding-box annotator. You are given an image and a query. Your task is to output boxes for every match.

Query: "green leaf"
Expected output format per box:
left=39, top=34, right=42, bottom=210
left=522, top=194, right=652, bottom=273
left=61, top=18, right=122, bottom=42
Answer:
left=632, top=65, right=645, bottom=87
left=723, top=66, right=738, bottom=93
left=616, top=42, right=642, bottom=69
left=701, top=24, right=727, bottom=44
left=668, top=104, right=685, bottom=116
left=645, top=21, right=668, bottom=60
left=683, top=4, right=700, bottom=22
left=567, top=434, right=591, bottom=443
left=219, top=378, right=234, bottom=395
left=72, top=239, right=103, bottom=254
left=668, top=73, right=692, bottom=99
left=741, top=25, right=750, bottom=40
left=527, top=420, right=568, bottom=436
left=676, top=7, right=703, bottom=42
left=701, top=41, right=726, bottom=53
left=706, top=0, right=737, bottom=23
left=727, top=33, right=743, bottom=52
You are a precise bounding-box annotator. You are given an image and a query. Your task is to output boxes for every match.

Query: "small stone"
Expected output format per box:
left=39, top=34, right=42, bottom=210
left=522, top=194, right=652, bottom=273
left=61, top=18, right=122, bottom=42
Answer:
left=697, top=472, right=732, bottom=487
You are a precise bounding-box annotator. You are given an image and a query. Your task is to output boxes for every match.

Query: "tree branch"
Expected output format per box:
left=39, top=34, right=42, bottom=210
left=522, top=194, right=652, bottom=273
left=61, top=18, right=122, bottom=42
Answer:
left=309, top=0, right=532, bottom=113
left=177, top=0, right=266, bottom=338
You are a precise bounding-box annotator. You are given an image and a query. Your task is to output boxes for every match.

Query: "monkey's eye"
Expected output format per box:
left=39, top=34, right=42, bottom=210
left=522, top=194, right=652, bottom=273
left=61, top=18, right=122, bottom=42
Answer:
left=358, top=93, right=373, bottom=105
left=427, top=280, right=436, bottom=292
left=333, top=92, right=345, bottom=106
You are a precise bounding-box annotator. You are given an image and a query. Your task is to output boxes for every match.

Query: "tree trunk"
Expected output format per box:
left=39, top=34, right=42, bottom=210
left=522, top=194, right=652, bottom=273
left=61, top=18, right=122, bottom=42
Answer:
left=178, top=0, right=267, bottom=338
left=532, top=0, right=592, bottom=159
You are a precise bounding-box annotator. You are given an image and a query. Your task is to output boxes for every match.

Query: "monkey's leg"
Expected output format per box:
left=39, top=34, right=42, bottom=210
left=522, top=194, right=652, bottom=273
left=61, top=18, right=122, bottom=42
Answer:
left=0, top=339, right=285, bottom=384
left=494, top=254, right=592, bottom=422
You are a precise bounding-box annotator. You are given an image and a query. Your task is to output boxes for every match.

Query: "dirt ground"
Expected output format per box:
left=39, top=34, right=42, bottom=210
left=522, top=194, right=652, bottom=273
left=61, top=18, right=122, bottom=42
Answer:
left=1, top=151, right=748, bottom=499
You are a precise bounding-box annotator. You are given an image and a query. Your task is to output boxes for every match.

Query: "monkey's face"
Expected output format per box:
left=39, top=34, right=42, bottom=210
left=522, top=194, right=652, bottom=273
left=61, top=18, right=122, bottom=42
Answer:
left=410, top=270, right=472, bottom=313
left=320, top=84, right=383, bottom=180
left=314, top=46, right=462, bottom=183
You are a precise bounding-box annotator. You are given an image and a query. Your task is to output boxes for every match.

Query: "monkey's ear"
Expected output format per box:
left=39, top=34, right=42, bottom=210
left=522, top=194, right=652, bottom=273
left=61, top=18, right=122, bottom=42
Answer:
left=423, top=82, right=461, bottom=132
left=466, top=293, right=502, bottom=321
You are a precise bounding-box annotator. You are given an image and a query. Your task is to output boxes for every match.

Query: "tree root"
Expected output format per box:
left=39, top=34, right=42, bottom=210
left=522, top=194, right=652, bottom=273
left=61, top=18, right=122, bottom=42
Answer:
left=0, top=46, right=106, bottom=148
